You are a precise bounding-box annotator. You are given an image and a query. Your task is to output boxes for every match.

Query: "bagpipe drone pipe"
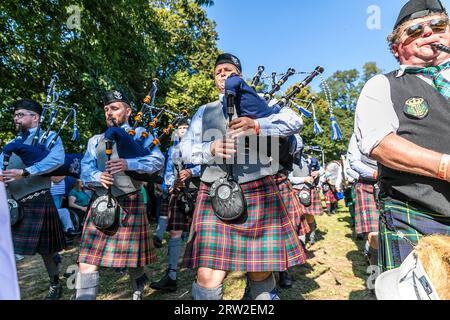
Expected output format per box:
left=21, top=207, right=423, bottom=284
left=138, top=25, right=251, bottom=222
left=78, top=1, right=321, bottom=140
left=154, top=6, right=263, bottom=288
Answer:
left=104, top=79, right=189, bottom=184
left=2, top=74, right=84, bottom=178
left=224, top=67, right=325, bottom=171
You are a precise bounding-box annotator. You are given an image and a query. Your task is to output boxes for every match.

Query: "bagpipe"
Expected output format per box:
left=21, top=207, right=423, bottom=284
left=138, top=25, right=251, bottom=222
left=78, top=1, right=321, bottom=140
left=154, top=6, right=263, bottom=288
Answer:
left=248, top=64, right=343, bottom=141
left=431, top=42, right=450, bottom=54
left=103, top=80, right=189, bottom=183
left=2, top=74, right=84, bottom=179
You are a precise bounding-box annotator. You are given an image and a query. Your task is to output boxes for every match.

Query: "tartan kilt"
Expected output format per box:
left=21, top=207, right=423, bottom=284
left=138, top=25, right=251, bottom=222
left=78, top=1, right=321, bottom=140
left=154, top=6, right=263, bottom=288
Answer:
left=167, top=190, right=198, bottom=233
left=379, top=198, right=450, bottom=272
left=277, top=176, right=309, bottom=236
left=159, top=196, right=170, bottom=218
left=78, top=191, right=156, bottom=268
left=297, top=187, right=324, bottom=216
left=12, top=190, right=66, bottom=256
left=183, top=173, right=307, bottom=272
left=323, top=188, right=337, bottom=204
left=354, top=181, right=379, bottom=234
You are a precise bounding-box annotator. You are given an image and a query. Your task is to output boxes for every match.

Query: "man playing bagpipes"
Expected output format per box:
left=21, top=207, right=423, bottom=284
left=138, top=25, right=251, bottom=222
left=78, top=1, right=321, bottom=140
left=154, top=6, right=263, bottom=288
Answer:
left=75, top=90, right=165, bottom=300
left=347, top=134, right=380, bottom=267
left=322, top=161, right=341, bottom=215
left=178, top=53, right=308, bottom=300
left=0, top=99, right=66, bottom=300
left=289, top=137, right=325, bottom=248
left=150, top=118, right=201, bottom=292
left=355, top=0, right=450, bottom=272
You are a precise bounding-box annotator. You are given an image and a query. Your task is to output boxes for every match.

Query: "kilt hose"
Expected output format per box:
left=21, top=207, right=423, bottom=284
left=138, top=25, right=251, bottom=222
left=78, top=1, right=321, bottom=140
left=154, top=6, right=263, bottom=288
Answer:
left=354, top=181, right=379, bottom=235
left=12, top=190, right=66, bottom=256
left=183, top=173, right=307, bottom=272
left=167, top=190, right=198, bottom=233
left=78, top=191, right=156, bottom=268
left=379, top=198, right=450, bottom=272
left=296, top=187, right=324, bottom=216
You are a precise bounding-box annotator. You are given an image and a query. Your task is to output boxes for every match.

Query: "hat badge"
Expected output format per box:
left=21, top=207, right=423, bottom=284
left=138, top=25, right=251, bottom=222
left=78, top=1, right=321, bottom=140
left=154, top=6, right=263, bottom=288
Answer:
left=231, top=56, right=239, bottom=66
left=113, top=91, right=123, bottom=100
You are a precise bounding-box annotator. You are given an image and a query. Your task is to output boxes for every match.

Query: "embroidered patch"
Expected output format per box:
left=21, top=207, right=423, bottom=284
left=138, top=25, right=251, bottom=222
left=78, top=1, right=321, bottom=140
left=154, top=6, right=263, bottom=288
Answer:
left=403, top=97, right=429, bottom=119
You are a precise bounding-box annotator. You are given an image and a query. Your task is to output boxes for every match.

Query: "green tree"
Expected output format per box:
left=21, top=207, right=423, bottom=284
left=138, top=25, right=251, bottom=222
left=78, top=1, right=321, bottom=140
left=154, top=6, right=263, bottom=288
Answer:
left=0, top=0, right=218, bottom=152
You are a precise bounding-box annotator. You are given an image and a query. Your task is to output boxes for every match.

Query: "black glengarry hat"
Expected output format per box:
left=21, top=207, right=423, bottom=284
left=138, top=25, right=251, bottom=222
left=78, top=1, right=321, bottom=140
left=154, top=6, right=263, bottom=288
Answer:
left=177, top=117, right=191, bottom=127
left=12, top=98, right=43, bottom=115
left=394, top=0, right=447, bottom=29
left=215, top=53, right=242, bottom=73
left=102, top=90, right=130, bottom=106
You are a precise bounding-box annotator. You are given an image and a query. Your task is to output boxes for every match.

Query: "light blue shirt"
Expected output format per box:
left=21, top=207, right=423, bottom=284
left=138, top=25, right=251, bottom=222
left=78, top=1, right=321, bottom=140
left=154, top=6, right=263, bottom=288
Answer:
left=179, top=97, right=303, bottom=166
left=164, top=145, right=201, bottom=188
left=0, top=126, right=65, bottom=176
left=80, top=123, right=165, bottom=186
left=347, top=134, right=376, bottom=180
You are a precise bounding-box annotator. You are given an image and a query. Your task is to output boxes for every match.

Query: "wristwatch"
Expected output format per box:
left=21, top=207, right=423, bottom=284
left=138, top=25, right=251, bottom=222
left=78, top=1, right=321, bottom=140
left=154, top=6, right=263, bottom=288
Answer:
left=22, top=169, right=30, bottom=178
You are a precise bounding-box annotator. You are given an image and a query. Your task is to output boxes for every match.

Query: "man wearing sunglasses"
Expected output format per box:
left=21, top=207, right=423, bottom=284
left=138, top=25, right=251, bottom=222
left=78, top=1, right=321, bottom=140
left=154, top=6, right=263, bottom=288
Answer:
left=355, top=0, right=450, bottom=273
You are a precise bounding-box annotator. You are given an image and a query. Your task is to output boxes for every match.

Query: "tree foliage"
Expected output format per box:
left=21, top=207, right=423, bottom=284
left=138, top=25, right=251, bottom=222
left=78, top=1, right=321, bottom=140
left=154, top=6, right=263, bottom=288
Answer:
left=0, top=0, right=219, bottom=150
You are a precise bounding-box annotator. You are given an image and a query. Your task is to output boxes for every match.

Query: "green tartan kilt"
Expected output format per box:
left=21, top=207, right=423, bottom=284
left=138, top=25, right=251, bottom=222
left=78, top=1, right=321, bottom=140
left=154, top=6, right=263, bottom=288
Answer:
left=379, top=198, right=450, bottom=271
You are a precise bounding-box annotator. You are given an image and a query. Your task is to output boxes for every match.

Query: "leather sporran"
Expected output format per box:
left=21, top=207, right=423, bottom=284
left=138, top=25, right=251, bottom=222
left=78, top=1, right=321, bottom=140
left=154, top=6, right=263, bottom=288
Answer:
left=177, top=191, right=195, bottom=217
left=8, top=199, right=23, bottom=226
left=210, top=178, right=246, bottom=221
left=297, top=189, right=312, bottom=207
left=90, top=195, right=119, bottom=231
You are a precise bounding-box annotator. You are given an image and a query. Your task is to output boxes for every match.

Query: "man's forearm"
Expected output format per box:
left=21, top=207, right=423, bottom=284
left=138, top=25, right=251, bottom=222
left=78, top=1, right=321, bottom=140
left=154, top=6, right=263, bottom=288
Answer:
left=370, top=133, right=448, bottom=181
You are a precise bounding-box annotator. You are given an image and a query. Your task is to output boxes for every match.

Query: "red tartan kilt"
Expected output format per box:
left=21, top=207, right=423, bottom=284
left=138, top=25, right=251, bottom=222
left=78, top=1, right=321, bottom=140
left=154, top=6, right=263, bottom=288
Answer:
left=167, top=190, right=198, bottom=233
left=297, top=188, right=324, bottom=216
left=277, top=177, right=310, bottom=236
left=183, top=173, right=307, bottom=272
left=12, top=191, right=66, bottom=255
left=354, top=181, right=379, bottom=234
left=78, top=192, right=155, bottom=268
left=323, top=189, right=337, bottom=203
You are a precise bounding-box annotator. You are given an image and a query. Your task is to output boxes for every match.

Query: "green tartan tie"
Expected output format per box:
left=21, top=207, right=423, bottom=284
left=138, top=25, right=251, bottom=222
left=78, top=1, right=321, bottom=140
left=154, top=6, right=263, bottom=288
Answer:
left=405, top=62, right=450, bottom=99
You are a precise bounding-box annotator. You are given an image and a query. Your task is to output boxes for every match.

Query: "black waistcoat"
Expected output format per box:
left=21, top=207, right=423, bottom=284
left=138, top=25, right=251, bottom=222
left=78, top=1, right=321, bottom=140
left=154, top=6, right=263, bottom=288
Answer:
left=383, top=71, right=450, bottom=216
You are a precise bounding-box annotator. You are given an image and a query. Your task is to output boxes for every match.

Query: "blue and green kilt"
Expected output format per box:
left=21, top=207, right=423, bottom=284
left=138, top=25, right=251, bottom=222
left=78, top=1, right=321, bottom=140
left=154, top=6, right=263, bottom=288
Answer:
left=354, top=181, right=379, bottom=234
left=167, top=190, right=198, bottom=233
left=12, top=190, right=66, bottom=256
left=183, top=173, right=307, bottom=272
left=78, top=191, right=156, bottom=268
left=379, top=198, right=450, bottom=271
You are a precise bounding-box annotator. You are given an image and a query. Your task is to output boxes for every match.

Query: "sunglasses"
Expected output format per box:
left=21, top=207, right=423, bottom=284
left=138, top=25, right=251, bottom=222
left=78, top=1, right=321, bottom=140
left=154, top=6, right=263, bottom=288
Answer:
left=398, top=18, right=449, bottom=41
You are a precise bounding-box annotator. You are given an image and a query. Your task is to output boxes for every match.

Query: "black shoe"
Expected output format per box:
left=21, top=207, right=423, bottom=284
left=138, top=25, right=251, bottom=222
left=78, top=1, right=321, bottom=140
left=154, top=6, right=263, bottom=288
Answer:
left=153, top=236, right=163, bottom=249
left=45, top=283, right=62, bottom=300
left=278, top=271, right=293, bottom=289
left=150, top=271, right=177, bottom=292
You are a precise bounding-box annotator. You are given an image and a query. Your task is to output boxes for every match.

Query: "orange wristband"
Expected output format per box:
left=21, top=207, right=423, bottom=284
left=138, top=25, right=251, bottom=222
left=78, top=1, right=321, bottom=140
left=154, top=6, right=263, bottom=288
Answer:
left=437, top=154, right=450, bottom=180
left=254, top=120, right=260, bottom=135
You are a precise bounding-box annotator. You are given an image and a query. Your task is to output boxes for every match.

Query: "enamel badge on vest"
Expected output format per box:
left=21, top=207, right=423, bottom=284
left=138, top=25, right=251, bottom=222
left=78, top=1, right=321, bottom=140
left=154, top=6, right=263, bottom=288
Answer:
left=403, top=97, right=429, bottom=119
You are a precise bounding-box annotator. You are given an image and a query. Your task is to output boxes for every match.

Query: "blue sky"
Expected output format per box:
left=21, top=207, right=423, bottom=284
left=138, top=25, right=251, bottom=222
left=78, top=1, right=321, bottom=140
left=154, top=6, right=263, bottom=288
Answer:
left=205, top=0, right=450, bottom=91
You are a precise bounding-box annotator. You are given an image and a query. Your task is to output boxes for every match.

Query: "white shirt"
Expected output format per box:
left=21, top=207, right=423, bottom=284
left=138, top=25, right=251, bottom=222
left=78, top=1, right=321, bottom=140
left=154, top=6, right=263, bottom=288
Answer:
left=0, top=178, right=20, bottom=300
left=354, top=59, right=450, bottom=156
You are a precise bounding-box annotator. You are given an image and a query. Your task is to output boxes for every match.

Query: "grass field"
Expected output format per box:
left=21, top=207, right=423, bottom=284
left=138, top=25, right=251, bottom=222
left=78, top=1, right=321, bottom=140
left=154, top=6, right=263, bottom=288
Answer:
left=16, top=202, right=375, bottom=300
